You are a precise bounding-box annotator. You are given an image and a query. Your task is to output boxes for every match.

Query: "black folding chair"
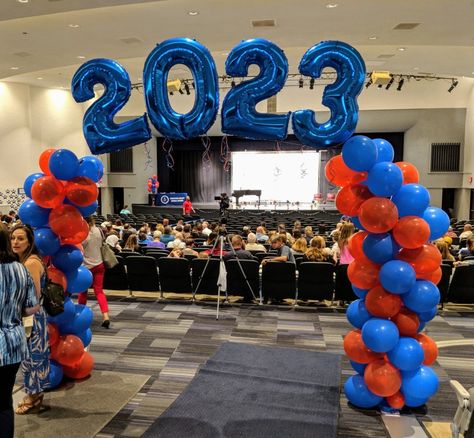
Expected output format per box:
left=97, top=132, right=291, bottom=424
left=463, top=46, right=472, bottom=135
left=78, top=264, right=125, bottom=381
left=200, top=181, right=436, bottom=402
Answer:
left=335, top=264, right=357, bottom=303
left=103, top=255, right=128, bottom=291
left=157, top=258, right=192, bottom=294
left=297, top=262, right=335, bottom=302
left=125, top=256, right=160, bottom=295
left=225, top=259, right=260, bottom=303
left=191, top=258, right=220, bottom=298
left=447, top=265, right=474, bottom=304
left=261, top=261, right=296, bottom=304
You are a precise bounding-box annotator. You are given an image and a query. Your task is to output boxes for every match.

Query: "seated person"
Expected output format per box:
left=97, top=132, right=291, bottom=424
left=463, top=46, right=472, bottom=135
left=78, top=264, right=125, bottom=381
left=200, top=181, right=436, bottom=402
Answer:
left=147, top=231, right=166, bottom=249
left=182, top=238, right=199, bottom=257
left=291, top=237, right=308, bottom=255
left=458, top=236, right=474, bottom=260
left=459, top=224, right=473, bottom=241
left=223, top=235, right=255, bottom=262
left=204, top=233, right=228, bottom=257
left=123, top=234, right=140, bottom=252
left=304, top=226, right=314, bottom=244
left=255, top=226, right=269, bottom=243
left=160, top=226, right=175, bottom=245
left=245, top=233, right=266, bottom=252
left=168, top=248, right=183, bottom=258
left=138, top=232, right=149, bottom=245
left=304, top=236, right=334, bottom=263
left=435, top=239, right=455, bottom=261
left=105, top=234, right=122, bottom=254
left=445, top=226, right=457, bottom=238
left=261, top=235, right=295, bottom=265
left=168, top=232, right=186, bottom=249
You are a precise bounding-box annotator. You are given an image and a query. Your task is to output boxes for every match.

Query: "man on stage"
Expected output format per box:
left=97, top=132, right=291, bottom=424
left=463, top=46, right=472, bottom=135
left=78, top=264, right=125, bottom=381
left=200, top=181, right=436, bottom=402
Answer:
left=182, top=196, right=196, bottom=216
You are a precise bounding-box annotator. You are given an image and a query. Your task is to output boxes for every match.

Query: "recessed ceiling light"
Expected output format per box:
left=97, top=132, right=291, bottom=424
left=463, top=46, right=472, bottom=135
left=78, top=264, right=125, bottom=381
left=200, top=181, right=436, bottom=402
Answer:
left=326, top=3, right=338, bottom=8
left=221, top=52, right=229, bottom=56
left=10, top=67, right=19, bottom=70
left=368, top=36, right=377, bottom=40
left=398, top=47, right=406, bottom=51
left=68, top=24, right=80, bottom=28
left=413, top=67, right=419, bottom=70
left=37, top=77, right=43, bottom=80
left=188, top=11, right=199, bottom=16
left=17, top=0, right=29, bottom=3
left=77, top=55, right=85, bottom=59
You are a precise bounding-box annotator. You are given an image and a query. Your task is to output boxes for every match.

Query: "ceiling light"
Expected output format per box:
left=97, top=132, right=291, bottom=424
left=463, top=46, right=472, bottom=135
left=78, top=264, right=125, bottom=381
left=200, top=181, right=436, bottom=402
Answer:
left=365, top=78, right=372, bottom=88
left=37, top=77, right=43, bottom=80
left=309, top=78, right=315, bottom=90
left=10, top=67, right=19, bottom=70
left=298, top=77, right=304, bottom=88
left=413, top=67, right=419, bottom=70
left=396, top=78, right=404, bottom=91
left=68, top=24, right=80, bottom=28
left=184, top=83, right=190, bottom=95
left=368, top=36, right=377, bottom=40
left=397, top=47, right=406, bottom=51
left=178, top=87, right=184, bottom=95
left=326, top=3, right=338, bottom=8
left=377, top=84, right=383, bottom=89
left=169, top=91, right=174, bottom=96
left=77, top=55, right=85, bottom=59
left=221, top=52, right=229, bottom=56
left=188, top=11, right=199, bottom=16
left=385, top=76, right=395, bottom=90
left=448, top=80, right=459, bottom=93
left=17, top=0, right=29, bottom=3
left=231, top=80, right=236, bottom=88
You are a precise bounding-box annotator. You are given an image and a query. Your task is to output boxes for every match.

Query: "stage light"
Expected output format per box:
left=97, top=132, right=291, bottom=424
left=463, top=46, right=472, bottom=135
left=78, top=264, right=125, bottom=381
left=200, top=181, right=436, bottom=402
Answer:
left=298, top=77, right=304, bottom=88
left=365, top=79, right=372, bottom=88
left=169, top=91, right=174, bottom=96
left=309, top=78, right=315, bottom=89
left=184, top=83, right=190, bottom=95
left=385, top=76, right=395, bottom=90
left=448, top=79, right=458, bottom=93
left=231, top=80, right=236, bottom=88
left=178, top=87, right=184, bottom=94
left=191, top=81, right=195, bottom=89
left=396, top=78, right=404, bottom=91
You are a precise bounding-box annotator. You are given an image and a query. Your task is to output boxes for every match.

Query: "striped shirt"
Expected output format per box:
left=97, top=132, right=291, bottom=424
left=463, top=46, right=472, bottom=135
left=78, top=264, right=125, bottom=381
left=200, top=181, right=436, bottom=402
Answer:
left=0, top=261, right=38, bottom=366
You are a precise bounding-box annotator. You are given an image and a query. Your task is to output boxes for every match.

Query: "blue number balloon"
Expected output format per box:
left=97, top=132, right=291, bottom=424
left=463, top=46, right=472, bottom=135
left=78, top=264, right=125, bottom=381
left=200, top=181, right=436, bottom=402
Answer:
left=221, top=38, right=290, bottom=140
left=144, top=38, right=219, bottom=140
left=422, top=206, right=450, bottom=240
left=292, top=41, right=366, bottom=150
left=72, top=58, right=151, bottom=155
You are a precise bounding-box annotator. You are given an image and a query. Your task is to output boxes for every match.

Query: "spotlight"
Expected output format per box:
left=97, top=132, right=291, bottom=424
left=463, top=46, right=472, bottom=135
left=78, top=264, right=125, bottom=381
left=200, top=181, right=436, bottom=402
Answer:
left=178, top=87, right=184, bottom=94
left=377, top=84, right=383, bottom=89
left=231, top=80, right=236, bottom=88
left=309, top=78, right=315, bottom=89
left=298, top=77, right=304, bottom=88
left=448, top=79, right=459, bottom=93
left=184, top=83, right=190, bottom=95
left=396, top=78, right=404, bottom=91
left=169, top=91, right=174, bottom=96
left=191, top=81, right=195, bottom=89
left=365, top=79, right=372, bottom=88
left=385, top=76, right=395, bottom=90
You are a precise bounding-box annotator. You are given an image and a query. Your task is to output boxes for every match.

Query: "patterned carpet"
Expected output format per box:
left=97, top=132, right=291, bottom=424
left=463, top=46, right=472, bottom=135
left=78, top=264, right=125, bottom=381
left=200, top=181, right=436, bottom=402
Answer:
left=74, top=295, right=474, bottom=438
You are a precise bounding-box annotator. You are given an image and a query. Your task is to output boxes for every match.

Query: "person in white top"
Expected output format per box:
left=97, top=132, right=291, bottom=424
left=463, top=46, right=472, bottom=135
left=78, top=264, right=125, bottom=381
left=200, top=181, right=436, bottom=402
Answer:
left=201, top=221, right=212, bottom=237
left=245, top=233, right=266, bottom=252
left=79, top=217, right=110, bottom=328
left=459, top=224, right=473, bottom=240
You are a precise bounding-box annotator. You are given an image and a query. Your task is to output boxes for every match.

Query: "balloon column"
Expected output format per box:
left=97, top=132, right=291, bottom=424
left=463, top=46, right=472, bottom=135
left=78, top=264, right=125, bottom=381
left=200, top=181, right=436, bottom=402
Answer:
left=325, top=136, right=448, bottom=410
left=147, top=175, right=159, bottom=194
left=19, top=148, right=102, bottom=387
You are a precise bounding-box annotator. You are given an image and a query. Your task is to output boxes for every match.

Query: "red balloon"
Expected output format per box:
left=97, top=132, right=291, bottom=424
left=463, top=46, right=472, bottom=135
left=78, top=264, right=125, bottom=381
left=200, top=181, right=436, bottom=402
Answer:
left=63, top=351, right=94, bottom=379
left=55, top=335, right=84, bottom=367
left=343, top=329, right=383, bottom=364
left=392, top=308, right=420, bottom=337
left=398, top=244, right=442, bottom=276
left=47, top=266, right=67, bottom=290
left=48, top=323, right=59, bottom=347
left=49, top=205, right=84, bottom=239
left=348, top=231, right=370, bottom=262
left=364, top=359, right=402, bottom=397
left=415, top=333, right=438, bottom=365
left=395, top=161, right=419, bottom=184
left=61, top=219, right=89, bottom=245
left=325, top=155, right=367, bottom=187
left=348, top=259, right=380, bottom=290
left=38, top=148, right=56, bottom=175
left=365, top=285, right=402, bottom=318
left=335, top=184, right=373, bottom=216
left=393, top=216, right=430, bottom=249
left=65, top=176, right=98, bottom=207
left=31, top=176, right=65, bottom=209
left=387, top=391, right=405, bottom=409
left=147, top=179, right=153, bottom=187
left=359, top=198, right=398, bottom=233
left=419, top=266, right=442, bottom=284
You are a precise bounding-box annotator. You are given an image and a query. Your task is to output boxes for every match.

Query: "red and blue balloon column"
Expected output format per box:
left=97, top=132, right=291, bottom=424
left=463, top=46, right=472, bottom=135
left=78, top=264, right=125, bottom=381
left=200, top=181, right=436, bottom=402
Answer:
left=19, top=148, right=103, bottom=386
left=326, top=136, right=448, bottom=410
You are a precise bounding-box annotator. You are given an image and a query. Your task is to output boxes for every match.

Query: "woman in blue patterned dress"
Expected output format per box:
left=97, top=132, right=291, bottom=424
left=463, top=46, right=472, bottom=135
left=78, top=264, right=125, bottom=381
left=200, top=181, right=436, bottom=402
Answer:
left=10, top=225, right=50, bottom=415
left=0, top=224, right=38, bottom=438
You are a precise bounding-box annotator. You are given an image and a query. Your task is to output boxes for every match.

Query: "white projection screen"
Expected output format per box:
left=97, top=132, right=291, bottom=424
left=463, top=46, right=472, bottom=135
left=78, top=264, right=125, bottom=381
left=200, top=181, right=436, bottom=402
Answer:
left=231, top=151, right=320, bottom=203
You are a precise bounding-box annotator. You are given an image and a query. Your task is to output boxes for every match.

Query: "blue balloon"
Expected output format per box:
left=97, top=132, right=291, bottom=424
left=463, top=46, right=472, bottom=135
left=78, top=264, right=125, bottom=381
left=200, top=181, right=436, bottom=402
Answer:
left=351, top=215, right=365, bottom=231
left=221, top=39, right=290, bottom=140
left=18, top=199, right=51, bottom=228
left=47, top=360, right=64, bottom=389
left=292, top=41, right=366, bottom=150
left=350, top=360, right=367, bottom=375
left=417, top=321, right=426, bottom=333
left=363, top=233, right=399, bottom=265
left=344, top=374, right=383, bottom=408
left=342, top=135, right=377, bottom=171
left=361, top=318, right=399, bottom=353
left=66, top=266, right=93, bottom=294
left=401, top=366, right=439, bottom=400
left=76, top=201, right=98, bottom=217
left=419, top=306, right=438, bottom=322
left=23, top=172, right=44, bottom=198
left=34, top=227, right=61, bottom=256
left=60, top=304, right=93, bottom=335
left=347, top=299, right=372, bottom=329
left=49, top=297, right=75, bottom=327
left=403, top=393, right=428, bottom=408
left=144, top=38, right=219, bottom=140
left=422, top=206, right=450, bottom=240
left=72, top=58, right=151, bottom=155
left=392, top=184, right=430, bottom=217
left=77, top=328, right=92, bottom=348
left=387, top=337, right=425, bottom=371
left=373, top=138, right=394, bottom=163
left=367, top=162, right=403, bottom=197
left=49, top=149, right=80, bottom=181
left=402, top=280, right=440, bottom=313
left=379, top=260, right=416, bottom=294
left=352, top=285, right=369, bottom=299
left=51, top=245, right=84, bottom=273
left=78, top=156, right=104, bottom=183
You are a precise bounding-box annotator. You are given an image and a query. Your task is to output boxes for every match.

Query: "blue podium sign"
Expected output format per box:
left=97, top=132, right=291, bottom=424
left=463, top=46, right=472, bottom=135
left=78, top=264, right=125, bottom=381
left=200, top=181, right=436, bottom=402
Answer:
left=155, top=192, right=188, bottom=206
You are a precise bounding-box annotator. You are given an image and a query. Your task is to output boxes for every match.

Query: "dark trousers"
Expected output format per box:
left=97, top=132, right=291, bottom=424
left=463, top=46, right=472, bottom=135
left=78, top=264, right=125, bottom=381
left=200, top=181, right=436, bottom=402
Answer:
left=0, top=362, right=20, bottom=438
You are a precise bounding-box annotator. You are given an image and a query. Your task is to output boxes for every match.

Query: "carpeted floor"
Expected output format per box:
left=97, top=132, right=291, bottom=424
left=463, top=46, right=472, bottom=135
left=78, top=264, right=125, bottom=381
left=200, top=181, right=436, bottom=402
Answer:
left=26, top=294, right=474, bottom=437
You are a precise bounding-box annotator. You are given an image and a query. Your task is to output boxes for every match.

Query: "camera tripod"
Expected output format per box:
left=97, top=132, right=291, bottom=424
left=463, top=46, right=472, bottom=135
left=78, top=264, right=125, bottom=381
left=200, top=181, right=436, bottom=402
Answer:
left=192, top=233, right=262, bottom=320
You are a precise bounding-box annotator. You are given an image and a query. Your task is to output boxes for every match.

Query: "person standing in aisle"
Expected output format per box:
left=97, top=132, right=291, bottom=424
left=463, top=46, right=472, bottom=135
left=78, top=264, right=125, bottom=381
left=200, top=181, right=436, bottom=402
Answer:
left=79, top=217, right=110, bottom=328
left=0, top=224, right=38, bottom=437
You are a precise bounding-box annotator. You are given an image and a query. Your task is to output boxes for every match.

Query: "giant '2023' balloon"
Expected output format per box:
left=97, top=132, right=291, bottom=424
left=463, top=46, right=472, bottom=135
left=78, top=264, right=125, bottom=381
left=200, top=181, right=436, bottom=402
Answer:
left=72, top=58, right=151, bottom=155
left=221, top=38, right=290, bottom=140
left=144, top=38, right=219, bottom=140
left=292, top=41, right=366, bottom=150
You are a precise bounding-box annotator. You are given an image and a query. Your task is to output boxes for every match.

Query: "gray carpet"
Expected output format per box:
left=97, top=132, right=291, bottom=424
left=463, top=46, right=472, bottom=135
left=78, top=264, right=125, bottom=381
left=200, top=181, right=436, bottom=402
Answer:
left=14, top=371, right=149, bottom=438
left=143, top=342, right=341, bottom=438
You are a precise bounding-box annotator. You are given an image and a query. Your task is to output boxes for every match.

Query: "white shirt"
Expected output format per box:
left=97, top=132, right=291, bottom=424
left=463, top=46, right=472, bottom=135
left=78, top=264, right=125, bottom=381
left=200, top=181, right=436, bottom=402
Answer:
left=83, top=226, right=103, bottom=268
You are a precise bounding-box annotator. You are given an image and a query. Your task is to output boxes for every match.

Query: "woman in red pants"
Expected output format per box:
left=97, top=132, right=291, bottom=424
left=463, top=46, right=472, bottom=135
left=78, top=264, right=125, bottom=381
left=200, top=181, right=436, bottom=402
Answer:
left=79, top=217, right=110, bottom=328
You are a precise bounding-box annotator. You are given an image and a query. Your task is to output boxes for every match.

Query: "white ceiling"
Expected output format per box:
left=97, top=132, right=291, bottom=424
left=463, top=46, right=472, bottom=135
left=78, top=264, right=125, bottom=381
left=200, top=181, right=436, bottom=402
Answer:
left=1, top=0, right=474, bottom=90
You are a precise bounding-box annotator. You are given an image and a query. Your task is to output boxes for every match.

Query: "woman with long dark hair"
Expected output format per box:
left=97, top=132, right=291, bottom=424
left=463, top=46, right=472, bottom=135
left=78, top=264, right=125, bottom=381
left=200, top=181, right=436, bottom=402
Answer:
left=0, top=224, right=38, bottom=436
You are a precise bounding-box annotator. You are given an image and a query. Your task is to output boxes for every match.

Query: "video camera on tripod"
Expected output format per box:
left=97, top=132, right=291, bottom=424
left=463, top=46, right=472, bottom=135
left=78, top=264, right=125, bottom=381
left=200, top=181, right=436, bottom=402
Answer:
left=215, top=193, right=230, bottom=216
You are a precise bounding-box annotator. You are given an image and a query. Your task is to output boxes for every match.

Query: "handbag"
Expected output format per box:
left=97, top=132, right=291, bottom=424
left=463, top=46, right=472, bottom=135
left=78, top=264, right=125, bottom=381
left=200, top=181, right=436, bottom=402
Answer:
left=101, top=242, right=119, bottom=269
left=41, top=271, right=65, bottom=317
